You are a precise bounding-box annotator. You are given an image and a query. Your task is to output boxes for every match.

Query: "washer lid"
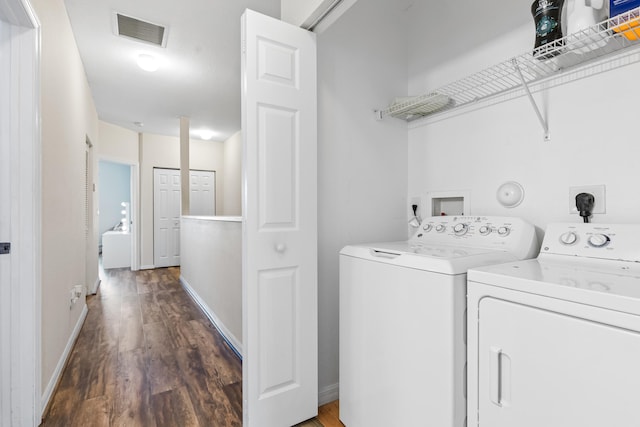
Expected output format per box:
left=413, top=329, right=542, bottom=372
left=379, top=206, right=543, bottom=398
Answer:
left=468, top=258, right=640, bottom=315
left=340, top=241, right=518, bottom=275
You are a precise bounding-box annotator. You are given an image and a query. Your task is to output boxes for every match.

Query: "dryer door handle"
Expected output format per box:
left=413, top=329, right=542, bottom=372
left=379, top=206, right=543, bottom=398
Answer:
left=489, top=346, right=512, bottom=407
left=490, top=346, right=503, bottom=407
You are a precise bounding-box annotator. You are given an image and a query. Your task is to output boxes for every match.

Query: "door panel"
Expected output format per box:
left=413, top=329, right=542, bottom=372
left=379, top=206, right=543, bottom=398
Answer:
left=258, top=105, right=296, bottom=227
left=242, top=9, right=317, bottom=427
left=154, top=168, right=181, bottom=267
left=189, top=170, right=215, bottom=216
left=479, top=297, right=640, bottom=427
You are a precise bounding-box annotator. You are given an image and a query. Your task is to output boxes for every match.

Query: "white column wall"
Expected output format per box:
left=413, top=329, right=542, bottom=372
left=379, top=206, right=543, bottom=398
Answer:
left=316, top=0, right=409, bottom=403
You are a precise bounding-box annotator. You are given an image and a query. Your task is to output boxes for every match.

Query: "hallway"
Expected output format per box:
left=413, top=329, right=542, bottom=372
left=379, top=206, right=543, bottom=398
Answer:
left=41, top=267, right=242, bottom=426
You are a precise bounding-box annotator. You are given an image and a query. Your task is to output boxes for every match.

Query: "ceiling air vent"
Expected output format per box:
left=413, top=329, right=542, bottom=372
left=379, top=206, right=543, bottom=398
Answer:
left=115, top=13, right=167, bottom=47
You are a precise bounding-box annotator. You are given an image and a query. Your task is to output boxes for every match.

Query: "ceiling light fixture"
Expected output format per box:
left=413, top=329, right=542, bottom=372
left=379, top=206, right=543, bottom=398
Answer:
left=197, top=130, right=215, bottom=140
left=137, top=54, right=158, bottom=72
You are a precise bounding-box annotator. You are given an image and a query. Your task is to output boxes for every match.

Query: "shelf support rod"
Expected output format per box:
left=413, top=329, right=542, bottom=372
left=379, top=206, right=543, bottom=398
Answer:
left=512, top=58, right=550, bottom=142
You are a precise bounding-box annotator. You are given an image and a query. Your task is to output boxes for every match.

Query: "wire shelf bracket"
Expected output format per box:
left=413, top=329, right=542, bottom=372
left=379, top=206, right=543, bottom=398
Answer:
left=512, top=58, right=551, bottom=142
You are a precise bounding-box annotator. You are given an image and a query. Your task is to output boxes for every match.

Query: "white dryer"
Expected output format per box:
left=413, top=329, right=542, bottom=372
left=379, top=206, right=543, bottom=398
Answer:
left=339, top=216, right=538, bottom=427
left=467, top=223, right=640, bottom=427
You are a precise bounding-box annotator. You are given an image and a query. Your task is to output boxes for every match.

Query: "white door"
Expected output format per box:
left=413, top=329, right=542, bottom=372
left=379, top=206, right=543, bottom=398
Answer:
left=0, top=18, right=12, bottom=425
left=0, top=1, right=40, bottom=424
left=154, top=168, right=181, bottom=267
left=189, top=170, right=215, bottom=216
left=241, top=9, right=318, bottom=427
left=478, top=297, right=640, bottom=427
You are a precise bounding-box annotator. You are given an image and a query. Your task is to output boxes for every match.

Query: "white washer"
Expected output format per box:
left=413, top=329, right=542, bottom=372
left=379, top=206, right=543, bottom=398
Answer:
left=467, top=223, right=640, bottom=427
left=339, top=216, right=538, bottom=427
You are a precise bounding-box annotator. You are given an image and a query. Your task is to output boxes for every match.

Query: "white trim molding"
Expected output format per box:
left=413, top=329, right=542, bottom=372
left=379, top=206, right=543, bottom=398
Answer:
left=180, top=275, right=243, bottom=358
left=318, top=383, right=339, bottom=406
left=40, top=305, right=88, bottom=414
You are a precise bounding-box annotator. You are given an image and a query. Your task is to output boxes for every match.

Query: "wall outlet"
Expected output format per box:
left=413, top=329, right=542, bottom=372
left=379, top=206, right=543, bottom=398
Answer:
left=569, top=185, right=606, bottom=214
left=69, top=284, right=85, bottom=309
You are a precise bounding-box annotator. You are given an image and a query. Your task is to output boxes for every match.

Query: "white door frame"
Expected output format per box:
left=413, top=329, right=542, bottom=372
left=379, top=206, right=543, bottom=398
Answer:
left=0, top=0, right=42, bottom=424
left=98, top=156, right=141, bottom=273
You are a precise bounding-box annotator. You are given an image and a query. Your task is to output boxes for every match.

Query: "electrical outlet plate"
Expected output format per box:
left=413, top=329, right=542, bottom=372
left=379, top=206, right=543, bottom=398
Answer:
left=569, top=185, right=606, bottom=214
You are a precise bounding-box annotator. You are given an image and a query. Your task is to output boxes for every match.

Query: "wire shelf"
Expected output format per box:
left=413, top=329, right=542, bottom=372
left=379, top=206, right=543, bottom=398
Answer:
left=376, top=7, right=640, bottom=122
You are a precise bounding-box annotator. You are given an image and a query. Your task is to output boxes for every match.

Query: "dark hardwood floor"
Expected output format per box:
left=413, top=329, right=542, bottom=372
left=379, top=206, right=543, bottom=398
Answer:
left=41, top=266, right=243, bottom=427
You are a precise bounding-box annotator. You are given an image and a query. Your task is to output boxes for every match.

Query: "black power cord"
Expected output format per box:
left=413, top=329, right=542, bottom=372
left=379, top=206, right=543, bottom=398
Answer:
left=575, top=192, right=595, bottom=223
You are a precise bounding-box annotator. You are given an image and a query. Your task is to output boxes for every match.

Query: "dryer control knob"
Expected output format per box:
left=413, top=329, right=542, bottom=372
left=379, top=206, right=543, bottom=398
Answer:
left=560, top=231, right=578, bottom=245
left=422, top=224, right=433, bottom=232
left=479, top=225, right=492, bottom=235
left=453, top=223, right=468, bottom=235
left=435, top=224, right=446, bottom=233
left=588, top=233, right=610, bottom=248
left=497, top=226, right=511, bottom=236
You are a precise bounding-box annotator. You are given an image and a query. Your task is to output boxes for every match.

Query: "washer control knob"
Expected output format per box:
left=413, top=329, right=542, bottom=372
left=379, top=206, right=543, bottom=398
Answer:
left=479, top=225, right=492, bottom=236
left=453, top=223, right=468, bottom=235
left=497, top=226, right=511, bottom=237
left=588, top=233, right=610, bottom=248
left=422, top=224, right=433, bottom=232
left=435, top=224, right=446, bottom=233
left=560, top=231, right=578, bottom=245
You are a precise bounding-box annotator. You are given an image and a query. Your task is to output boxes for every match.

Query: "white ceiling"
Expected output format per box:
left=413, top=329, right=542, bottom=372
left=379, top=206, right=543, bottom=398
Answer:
left=64, top=0, right=281, bottom=141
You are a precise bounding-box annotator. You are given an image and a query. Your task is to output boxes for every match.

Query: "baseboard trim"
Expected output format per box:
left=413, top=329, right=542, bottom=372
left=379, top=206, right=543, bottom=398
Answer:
left=180, top=275, right=243, bottom=359
left=90, top=276, right=100, bottom=295
left=319, top=382, right=339, bottom=406
left=40, top=304, right=88, bottom=416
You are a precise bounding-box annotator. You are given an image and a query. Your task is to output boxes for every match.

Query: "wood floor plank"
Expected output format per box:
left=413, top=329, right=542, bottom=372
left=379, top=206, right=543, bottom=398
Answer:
left=70, top=395, right=111, bottom=427
left=85, top=344, right=119, bottom=400
left=188, top=320, right=242, bottom=386
left=139, top=292, right=165, bottom=324
left=222, top=381, right=243, bottom=422
left=151, top=387, right=200, bottom=427
left=119, top=296, right=144, bottom=353
left=175, top=347, right=242, bottom=427
left=41, top=388, right=79, bottom=426
left=165, top=318, right=197, bottom=349
left=146, top=350, right=185, bottom=396
left=317, top=400, right=344, bottom=427
left=114, top=348, right=155, bottom=427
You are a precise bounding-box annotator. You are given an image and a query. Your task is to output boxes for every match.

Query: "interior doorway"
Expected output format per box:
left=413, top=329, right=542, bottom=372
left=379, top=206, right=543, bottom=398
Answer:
left=98, top=158, right=139, bottom=275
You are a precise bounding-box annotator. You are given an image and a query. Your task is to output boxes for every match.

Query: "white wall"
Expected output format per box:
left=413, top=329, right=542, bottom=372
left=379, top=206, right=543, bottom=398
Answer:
left=180, top=218, right=242, bottom=351
left=139, top=133, right=225, bottom=268
left=223, top=131, right=242, bottom=216
left=32, top=0, right=99, bottom=398
left=406, top=3, right=640, bottom=234
left=97, top=120, right=139, bottom=163
left=316, top=0, right=409, bottom=402
left=98, top=161, right=131, bottom=242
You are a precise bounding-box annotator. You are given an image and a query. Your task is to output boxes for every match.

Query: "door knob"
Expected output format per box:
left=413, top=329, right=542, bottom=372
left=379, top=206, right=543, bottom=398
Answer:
left=275, top=243, right=286, bottom=253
